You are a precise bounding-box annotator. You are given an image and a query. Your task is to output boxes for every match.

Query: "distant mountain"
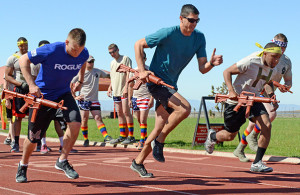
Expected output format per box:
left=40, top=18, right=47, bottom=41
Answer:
left=99, top=99, right=300, bottom=112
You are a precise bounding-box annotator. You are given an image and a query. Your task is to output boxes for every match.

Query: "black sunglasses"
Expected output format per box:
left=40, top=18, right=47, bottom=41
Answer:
left=183, top=16, right=200, bottom=24
left=88, top=60, right=94, bottom=63
left=109, top=49, right=117, bottom=54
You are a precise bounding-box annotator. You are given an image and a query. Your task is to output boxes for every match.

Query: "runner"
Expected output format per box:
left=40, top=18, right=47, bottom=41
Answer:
left=16, top=28, right=89, bottom=183
left=204, top=42, right=282, bottom=172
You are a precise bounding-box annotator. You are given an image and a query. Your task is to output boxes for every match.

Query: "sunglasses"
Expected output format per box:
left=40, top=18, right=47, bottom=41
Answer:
left=109, top=49, right=117, bottom=54
left=183, top=16, right=200, bottom=24
left=88, top=60, right=94, bottom=63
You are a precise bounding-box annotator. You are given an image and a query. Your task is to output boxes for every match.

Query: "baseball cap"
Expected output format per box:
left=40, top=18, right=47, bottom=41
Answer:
left=87, top=56, right=95, bottom=62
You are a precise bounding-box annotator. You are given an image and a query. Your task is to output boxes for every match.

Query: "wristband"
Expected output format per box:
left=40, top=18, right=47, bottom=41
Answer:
left=209, top=61, right=214, bottom=67
left=77, top=80, right=83, bottom=84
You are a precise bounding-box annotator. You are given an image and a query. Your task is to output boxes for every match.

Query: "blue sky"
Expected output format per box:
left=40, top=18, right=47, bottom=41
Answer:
left=0, top=0, right=299, bottom=106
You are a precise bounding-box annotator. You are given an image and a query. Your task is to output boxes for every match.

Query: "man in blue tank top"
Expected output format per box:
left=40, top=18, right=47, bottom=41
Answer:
left=130, top=4, right=223, bottom=177
left=16, top=28, right=89, bottom=183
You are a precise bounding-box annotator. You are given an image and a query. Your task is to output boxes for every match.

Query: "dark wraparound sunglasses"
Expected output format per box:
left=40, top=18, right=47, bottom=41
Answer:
left=183, top=16, right=200, bottom=23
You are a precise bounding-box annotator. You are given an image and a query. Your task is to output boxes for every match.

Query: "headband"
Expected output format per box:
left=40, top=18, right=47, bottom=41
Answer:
left=17, top=40, right=28, bottom=46
left=271, top=39, right=288, bottom=48
left=256, top=42, right=282, bottom=57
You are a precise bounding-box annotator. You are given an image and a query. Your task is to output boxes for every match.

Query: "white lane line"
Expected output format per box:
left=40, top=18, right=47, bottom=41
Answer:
left=0, top=186, right=36, bottom=195
left=165, top=156, right=209, bottom=161
left=74, top=160, right=300, bottom=190
left=0, top=164, right=197, bottom=195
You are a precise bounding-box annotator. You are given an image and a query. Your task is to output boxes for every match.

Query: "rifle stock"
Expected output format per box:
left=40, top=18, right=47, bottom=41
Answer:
left=116, top=64, right=175, bottom=90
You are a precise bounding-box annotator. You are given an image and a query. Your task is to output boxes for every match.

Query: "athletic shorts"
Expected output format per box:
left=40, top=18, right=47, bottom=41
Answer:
left=131, top=97, right=150, bottom=111
left=6, top=108, right=12, bottom=119
left=6, top=100, right=13, bottom=119
left=54, top=109, right=67, bottom=131
left=27, top=92, right=81, bottom=143
left=78, top=100, right=101, bottom=111
left=12, top=86, right=29, bottom=118
left=113, top=96, right=127, bottom=103
left=147, top=84, right=177, bottom=114
left=224, top=102, right=268, bottom=133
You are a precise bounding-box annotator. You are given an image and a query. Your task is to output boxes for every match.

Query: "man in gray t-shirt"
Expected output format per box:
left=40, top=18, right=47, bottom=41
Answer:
left=204, top=42, right=282, bottom=173
left=234, top=33, right=292, bottom=163
left=4, top=37, right=30, bottom=153
left=71, top=55, right=112, bottom=146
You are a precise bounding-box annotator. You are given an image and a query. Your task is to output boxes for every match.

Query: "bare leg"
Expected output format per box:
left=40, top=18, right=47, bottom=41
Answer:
left=115, top=102, right=127, bottom=126
left=156, top=92, right=191, bottom=143
left=135, top=105, right=169, bottom=164
left=91, top=110, right=105, bottom=127
left=122, top=98, right=133, bottom=124
left=59, top=122, right=80, bottom=160
left=21, top=138, right=37, bottom=164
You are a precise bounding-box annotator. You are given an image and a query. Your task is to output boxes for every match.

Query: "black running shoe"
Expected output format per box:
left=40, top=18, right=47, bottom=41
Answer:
left=11, top=143, right=20, bottom=153
left=16, top=163, right=27, bottom=183
left=83, top=139, right=89, bottom=147
left=55, top=158, right=79, bottom=179
left=151, top=138, right=165, bottom=162
left=130, top=159, right=154, bottom=178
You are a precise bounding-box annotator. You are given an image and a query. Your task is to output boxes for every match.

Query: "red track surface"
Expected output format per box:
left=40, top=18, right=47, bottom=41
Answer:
left=0, top=135, right=300, bottom=195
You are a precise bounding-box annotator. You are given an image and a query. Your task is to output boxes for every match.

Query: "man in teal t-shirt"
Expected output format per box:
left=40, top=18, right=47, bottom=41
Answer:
left=130, top=4, right=223, bottom=178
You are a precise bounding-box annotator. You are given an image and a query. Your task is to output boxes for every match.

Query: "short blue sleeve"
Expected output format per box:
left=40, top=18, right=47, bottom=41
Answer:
left=28, top=44, right=53, bottom=65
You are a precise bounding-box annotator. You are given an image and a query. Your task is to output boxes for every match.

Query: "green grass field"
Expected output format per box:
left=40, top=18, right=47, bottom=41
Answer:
left=2, top=116, right=300, bottom=158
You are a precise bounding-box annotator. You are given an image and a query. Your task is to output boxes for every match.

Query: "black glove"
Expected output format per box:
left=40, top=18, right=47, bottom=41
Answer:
left=20, top=82, right=29, bottom=91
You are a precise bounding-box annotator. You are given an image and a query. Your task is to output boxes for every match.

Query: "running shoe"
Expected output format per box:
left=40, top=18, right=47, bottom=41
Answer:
left=41, top=144, right=49, bottom=154
left=4, top=138, right=11, bottom=145
left=137, top=142, right=144, bottom=150
left=250, top=160, right=273, bottom=172
left=110, top=137, right=126, bottom=144
left=10, top=142, right=20, bottom=153
left=83, top=139, right=89, bottom=147
left=104, top=135, right=113, bottom=143
left=151, top=138, right=165, bottom=162
left=204, top=129, right=216, bottom=154
left=121, top=136, right=136, bottom=145
left=70, top=148, right=78, bottom=153
left=16, top=163, right=27, bottom=183
left=55, top=158, right=79, bottom=179
left=130, top=159, right=153, bottom=178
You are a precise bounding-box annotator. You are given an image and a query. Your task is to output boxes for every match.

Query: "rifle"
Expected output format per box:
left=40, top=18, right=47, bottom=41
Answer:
left=215, top=91, right=280, bottom=118
left=1, top=89, right=67, bottom=123
left=116, top=64, right=175, bottom=90
left=260, top=80, right=293, bottom=95
left=272, top=80, right=293, bottom=93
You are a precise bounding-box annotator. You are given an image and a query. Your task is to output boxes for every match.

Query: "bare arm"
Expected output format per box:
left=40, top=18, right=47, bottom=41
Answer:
left=19, top=54, right=41, bottom=96
left=264, top=82, right=278, bottom=111
left=198, top=48, right=223, bottom=74
left=283, top=68, right=292, bottom=88
left=134, top=38, right=151, bottom=82
left=128, top=81, right=134, bottom=108
left=5, top=67, right=22, bottom=87
left=223, top=63, right=240, bottom=99
left=107, top=83, right=112, bottom=98
left=72, top=62, right=86, bottom=92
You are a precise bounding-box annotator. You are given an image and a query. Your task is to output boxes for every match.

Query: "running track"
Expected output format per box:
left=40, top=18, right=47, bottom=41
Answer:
left=0, top=134, right=300, bottom=195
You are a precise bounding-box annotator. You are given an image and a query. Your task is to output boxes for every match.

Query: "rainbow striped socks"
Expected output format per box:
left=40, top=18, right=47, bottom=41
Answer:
left=127, top=123, right=134, bottom=137
left=140, top=124, right=147, bottom=143
left=98, top=124, right=108, bottom=138
left=81, top=126, right=88, bottom=140
left=241, top=129, right=250, bottom=145
left=119, top=124, right=127, bottom=138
